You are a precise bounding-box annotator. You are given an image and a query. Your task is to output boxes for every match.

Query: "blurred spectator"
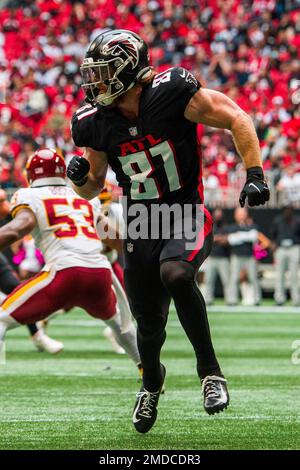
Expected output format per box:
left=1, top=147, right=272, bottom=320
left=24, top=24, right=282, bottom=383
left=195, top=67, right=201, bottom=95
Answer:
left=204, top=208, right=230, bottom=305
left=14, top=236, right=44, bottom=280
left=0, top=188, right=10, bottom=222
left=264, top=96, right=291, bottom=125
left=202, top=166, right=220, bottom=205
left=227, top=208, right=267, bottom=305
left=0, top=143, right=16, bottom=188
left=277, top=166, right=300, bottom=205
left=271, top=206, right=300, bottom=306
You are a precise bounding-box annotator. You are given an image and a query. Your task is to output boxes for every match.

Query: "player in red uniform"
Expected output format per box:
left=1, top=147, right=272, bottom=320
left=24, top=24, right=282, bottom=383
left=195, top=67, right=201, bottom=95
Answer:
left=0, top=149, right=140, bottom=372
left=0, top=188, right=63, bottom=353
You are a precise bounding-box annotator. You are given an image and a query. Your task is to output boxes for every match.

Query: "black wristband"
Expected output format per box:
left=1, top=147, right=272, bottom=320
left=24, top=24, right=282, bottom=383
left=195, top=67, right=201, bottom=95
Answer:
left=246, top=166, right=264, bottom=180
left=72, top=176, right=88, bottom=187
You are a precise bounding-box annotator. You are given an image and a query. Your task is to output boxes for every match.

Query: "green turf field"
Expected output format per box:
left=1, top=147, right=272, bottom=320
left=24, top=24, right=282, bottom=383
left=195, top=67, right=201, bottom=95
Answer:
left=0, top=306, right=300, bottom=450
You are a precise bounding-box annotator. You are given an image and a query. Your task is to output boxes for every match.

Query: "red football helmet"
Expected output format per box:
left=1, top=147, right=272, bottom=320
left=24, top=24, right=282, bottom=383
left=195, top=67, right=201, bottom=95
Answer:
left=26, top=148, right=66, bottom=183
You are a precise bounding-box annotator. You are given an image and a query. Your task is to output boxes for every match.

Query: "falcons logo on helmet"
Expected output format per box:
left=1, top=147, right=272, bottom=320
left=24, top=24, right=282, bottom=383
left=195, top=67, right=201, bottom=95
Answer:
left=103, top=34, right=140, bottom=69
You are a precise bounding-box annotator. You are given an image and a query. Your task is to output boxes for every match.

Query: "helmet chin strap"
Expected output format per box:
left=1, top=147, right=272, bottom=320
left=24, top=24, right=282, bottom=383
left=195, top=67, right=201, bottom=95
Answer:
left=135, top=67, right=152, bottom=81
left=97, top=94, right=115, bottom=106
left=97, top=81, right=135, bottom=106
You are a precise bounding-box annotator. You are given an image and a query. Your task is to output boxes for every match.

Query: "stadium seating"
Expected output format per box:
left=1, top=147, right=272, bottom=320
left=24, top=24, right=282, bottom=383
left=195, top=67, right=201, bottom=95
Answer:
left=0, top=0, right=299, bottom=206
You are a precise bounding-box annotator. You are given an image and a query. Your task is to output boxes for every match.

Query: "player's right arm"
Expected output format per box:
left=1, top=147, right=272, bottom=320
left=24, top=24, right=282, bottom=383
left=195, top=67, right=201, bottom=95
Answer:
left=185, top=87, right=270, bottom=207
left=68, top=147, right=108, bottom=200
left=68, top=105, right=108, bottom=200
left=0, top=209, right=36, bottom=251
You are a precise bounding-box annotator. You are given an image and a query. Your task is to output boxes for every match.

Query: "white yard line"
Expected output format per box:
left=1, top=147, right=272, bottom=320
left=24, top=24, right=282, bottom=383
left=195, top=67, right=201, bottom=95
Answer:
left=0, top=415, right=298, bottom=423
left=49, top=306, right=300, bottom=329
left=207, top=305, right=300, bottom=314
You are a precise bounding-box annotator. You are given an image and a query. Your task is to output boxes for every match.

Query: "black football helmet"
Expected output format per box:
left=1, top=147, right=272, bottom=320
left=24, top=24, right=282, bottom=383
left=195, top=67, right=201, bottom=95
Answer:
left=80, top=29, right=151, bottom=106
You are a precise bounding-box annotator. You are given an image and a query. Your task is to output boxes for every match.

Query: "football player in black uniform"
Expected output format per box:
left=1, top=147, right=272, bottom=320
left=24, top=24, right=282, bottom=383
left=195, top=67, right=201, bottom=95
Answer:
left=68, top=30, right=270, bottom=433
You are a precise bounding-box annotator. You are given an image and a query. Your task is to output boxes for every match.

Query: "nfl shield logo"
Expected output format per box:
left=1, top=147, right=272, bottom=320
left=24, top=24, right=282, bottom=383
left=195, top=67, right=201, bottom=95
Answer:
left=127, top=242, right=134, bottom=253
left=129, top=126, right=138, bottom=136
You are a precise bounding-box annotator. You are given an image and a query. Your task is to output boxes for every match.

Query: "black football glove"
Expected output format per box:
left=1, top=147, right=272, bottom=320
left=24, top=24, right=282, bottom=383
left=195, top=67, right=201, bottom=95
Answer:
left=67, top=156, right=90, bottom=187
left=239, top=166, right=270, bottom=208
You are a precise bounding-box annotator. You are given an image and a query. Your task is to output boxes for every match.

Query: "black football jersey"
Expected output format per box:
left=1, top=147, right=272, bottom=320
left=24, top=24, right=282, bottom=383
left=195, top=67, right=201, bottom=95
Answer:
left=71, top=67, right=203, bottom=207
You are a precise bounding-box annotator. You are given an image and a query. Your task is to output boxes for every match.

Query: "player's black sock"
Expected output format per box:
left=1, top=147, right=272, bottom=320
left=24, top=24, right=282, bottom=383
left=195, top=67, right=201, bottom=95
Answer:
left=161, top=260, right=223, bottom=380
left=142, top=366, right=165, bottom=392
left=125, top=262, right=170, bottom=392
left=27, top=323, right=39, bottom=336
left=138, top=329, right=166, bottom=392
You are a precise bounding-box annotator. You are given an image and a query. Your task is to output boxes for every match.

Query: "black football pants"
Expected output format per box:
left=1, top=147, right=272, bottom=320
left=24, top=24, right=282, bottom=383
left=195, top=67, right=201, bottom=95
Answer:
left=124, top=211, right=222, bottom=391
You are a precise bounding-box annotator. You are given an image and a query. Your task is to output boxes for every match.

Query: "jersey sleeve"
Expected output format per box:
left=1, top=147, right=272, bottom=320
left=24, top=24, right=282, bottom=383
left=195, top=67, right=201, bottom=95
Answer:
left=89, top=197, right=102, bottom=224
left=71, top=104, right=106, bottom=151
left=10, top=188, right=37, bottom=218
left=152, top=66, right=201, bottom=115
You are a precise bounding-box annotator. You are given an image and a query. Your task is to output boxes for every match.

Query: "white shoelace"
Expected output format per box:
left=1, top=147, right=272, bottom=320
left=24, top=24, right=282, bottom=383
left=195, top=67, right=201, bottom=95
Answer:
left=136, top=390, right=159, bottom=418
left=202, top=375, right=227, bottom=398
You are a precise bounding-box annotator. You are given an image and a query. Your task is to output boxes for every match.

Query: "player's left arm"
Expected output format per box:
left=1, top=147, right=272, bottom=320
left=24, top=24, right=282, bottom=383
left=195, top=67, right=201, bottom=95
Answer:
left=0, top=209, right=36, bottom=251
left=184, top=88, right=270, bottom=207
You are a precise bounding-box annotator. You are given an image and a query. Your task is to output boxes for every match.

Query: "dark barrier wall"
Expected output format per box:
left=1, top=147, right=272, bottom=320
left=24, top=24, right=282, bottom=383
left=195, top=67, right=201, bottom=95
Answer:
left=206, top=208, right=292, bottom=298
left=212, top=208, right=294, bottom=264
left=220, top=208, right=291, bottom=239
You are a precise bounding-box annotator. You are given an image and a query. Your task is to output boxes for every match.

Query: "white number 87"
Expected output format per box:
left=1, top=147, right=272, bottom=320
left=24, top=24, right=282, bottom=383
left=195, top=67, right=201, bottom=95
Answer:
left=118, top=140, right=182, bottom=199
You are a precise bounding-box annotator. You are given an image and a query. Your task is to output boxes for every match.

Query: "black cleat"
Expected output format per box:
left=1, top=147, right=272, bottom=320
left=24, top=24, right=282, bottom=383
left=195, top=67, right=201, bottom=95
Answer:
left=132, top=364, right=166, bottom=433
left=202, top=375, right=229, bottom=415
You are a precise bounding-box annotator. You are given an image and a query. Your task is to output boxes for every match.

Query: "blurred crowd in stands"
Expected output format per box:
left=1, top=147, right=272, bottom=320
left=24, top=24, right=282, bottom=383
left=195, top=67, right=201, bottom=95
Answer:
left=0, top=0, right=299, bottom=206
